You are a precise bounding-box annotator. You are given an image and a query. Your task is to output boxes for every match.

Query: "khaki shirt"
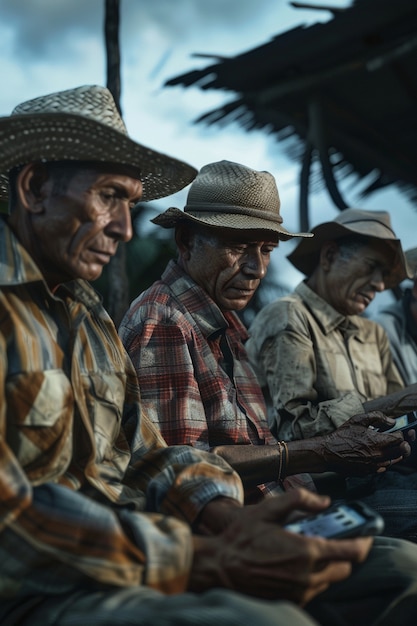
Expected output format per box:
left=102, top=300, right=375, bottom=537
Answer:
left=246, top=281, right=403, bottom=441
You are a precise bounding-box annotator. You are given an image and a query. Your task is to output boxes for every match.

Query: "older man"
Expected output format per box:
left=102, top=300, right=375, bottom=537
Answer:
left=3, top=86, right=416, bottom=626
left=246, top=208, right=417, bottom=539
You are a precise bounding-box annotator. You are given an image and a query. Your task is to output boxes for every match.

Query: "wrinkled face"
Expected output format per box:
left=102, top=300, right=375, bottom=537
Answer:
left=183, top=226, right=279, bottom=311
left=321, top=239, right=393, bottom=315
left=28, top=166, right=142, bottom=286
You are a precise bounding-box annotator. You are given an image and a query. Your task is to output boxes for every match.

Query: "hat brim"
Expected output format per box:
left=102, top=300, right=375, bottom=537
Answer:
left=0, top=112, right=197, bottom=202
left=288, top=221, right=411, bottom=289
left=151, top=206, right=313, bottom=241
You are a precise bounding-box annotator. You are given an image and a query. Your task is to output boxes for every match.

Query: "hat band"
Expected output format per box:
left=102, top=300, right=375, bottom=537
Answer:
left=341, top=217, right=396, bottom=237
left=184, top=202, right=284, bottom=225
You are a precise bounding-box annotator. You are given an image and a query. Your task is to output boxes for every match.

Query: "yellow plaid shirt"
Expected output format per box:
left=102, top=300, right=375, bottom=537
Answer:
left=0, top=217, right=243, bottom=601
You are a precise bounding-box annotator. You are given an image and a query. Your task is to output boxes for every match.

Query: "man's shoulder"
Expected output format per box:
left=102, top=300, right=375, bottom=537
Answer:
left=121, top=280, right=185, bottom=327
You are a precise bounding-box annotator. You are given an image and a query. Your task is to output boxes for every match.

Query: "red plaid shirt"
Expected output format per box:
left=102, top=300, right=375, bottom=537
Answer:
left=120, top=260, right=276, bottom=450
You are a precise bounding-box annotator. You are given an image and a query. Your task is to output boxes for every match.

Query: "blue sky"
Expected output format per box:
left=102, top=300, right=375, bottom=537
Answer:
left=0, top=0, right=415, bottom=306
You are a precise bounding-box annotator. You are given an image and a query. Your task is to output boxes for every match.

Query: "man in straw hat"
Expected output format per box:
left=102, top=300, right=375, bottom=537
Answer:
left=2, top=88, right=417, bottom=626
left=376, top=247, right=417, bottom=387
left=247, top=208, right=417, bottom=539
left=121, top=163, right=413, bottom=521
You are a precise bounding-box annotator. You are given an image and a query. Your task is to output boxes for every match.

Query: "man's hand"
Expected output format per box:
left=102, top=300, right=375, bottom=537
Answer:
left=190, top=489, right=372, bottom=606
left=319, top=411, right=411, bottom=475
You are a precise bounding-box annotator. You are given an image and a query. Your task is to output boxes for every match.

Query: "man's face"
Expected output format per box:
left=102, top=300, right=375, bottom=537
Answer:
left=29, top=166, right=142, bottom=286
left=322, top=239, right=392, bottom=315
left=185, top=227, right=278, bottom=311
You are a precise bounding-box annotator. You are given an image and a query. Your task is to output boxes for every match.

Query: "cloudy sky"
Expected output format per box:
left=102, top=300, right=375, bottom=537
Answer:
left=0, top=0, right=415, bottom=306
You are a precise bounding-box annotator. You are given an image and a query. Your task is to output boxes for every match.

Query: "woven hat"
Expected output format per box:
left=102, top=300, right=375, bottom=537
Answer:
left=288, top=208, right=411, bottom=289
left=151, top=160, right=312, bottom=240
left=405, top=247, right=417, bottom=277
left=0, top=84, right=197, bottom=202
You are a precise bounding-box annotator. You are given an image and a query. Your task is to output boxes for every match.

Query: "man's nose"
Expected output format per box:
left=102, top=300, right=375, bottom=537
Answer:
left=241, top=250, right=267, bottom=278
left=108, top=202, right=133, bottom=242
left=371, top=268, right=385, bottom=292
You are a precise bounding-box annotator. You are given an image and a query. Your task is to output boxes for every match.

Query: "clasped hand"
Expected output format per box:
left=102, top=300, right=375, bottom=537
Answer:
left=190, top=489, right=372, bottom=606
left=320, top=411, right=413, bottom=475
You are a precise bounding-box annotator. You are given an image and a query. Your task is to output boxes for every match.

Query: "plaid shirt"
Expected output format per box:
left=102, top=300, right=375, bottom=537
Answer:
left=0, top=219, right=243, bottom=604
left=119, top=260, right=276, bottom=450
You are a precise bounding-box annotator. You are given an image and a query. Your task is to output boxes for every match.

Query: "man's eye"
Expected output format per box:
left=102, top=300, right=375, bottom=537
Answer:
left=101, top=192, right=116, bottom=202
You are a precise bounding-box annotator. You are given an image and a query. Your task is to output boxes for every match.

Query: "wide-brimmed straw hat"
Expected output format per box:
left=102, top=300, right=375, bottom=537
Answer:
left=288, top=208, right=411, bottom=289
left=151, top=160, right=312, bottom=240
left=0, top=84, right=197, bottom=203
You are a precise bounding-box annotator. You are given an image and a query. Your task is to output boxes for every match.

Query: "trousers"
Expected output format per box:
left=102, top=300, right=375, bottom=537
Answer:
left=2, top=537, right=417, bottom=626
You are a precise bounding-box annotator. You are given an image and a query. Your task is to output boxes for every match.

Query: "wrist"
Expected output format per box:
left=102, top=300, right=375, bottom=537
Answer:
left=189, top=535, right=223, bottom=591
left=286, top=438, right=329, bottom=474
left=193, top=497, right=242, bottom=536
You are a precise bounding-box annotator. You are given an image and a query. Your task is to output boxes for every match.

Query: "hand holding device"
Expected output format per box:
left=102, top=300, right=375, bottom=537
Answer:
left=382, top=411, right=417, bottom=433
left=284, top=500, right=384, bottom=539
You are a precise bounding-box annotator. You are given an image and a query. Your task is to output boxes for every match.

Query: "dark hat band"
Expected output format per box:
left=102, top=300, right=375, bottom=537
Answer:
left=184, top=202, right=284, bottom=225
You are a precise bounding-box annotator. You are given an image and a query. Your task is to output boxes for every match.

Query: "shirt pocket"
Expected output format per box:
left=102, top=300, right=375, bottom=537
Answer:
left=6, top=369, right=74, bottom=480
left=83, top=372, right=126, bottom=459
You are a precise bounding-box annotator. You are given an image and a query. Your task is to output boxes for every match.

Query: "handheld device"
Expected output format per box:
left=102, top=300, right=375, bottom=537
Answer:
left=382, top=411, right=417, bottom=433
left=284, top=500, right=385, bottom=539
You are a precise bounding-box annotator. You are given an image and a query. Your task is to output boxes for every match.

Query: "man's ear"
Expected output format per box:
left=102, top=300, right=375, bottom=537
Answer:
left=320, top=240, right=339, bottom=271
left=175, top=223, right=193, bottom=260
left=17, top=163, right=49, bottom=213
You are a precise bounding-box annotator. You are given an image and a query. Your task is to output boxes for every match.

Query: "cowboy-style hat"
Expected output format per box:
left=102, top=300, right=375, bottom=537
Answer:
left=288, top=208, right=411, bottom=289
left=0, top=84, right=197, bottom=203
left=152, top=160, right=312, bottom=240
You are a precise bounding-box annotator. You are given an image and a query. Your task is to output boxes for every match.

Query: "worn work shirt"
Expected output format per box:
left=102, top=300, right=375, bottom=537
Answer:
left=0, top=219, right=242, bottom=603
left=246, top=281, right=403, bottom=441
left=119, top=260, right=275, bottom=450
left=376, top=289, right=417, bottom=386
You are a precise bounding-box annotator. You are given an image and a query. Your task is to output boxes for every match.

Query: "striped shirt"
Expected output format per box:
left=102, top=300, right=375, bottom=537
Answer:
left=0, top=218, right=243, bottom=602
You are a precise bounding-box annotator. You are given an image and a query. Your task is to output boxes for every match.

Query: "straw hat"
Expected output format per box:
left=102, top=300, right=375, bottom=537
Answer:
left=152, top=160, right=312, bottom=240
left=288, top=208, right=411, bottom=289
left=0, top=84, right=197, bottom=202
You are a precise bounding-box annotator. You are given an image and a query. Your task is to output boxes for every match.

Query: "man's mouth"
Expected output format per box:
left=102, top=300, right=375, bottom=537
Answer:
left=358, top=292, right=373, bottom=306
left=90, top=249, right=114, bottom=264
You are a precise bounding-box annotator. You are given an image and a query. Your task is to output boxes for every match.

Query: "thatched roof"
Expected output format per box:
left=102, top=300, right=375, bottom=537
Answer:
left=166, top=0, right=417, bottom=227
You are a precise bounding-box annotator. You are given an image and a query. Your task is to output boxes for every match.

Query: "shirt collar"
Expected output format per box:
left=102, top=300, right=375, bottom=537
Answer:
left=296, top=280, right=359, bottom=335
left=0, top=216, right=101, bottom=310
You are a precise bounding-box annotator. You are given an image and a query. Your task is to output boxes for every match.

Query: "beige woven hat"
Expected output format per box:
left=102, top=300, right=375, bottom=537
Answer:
left=152, top=160, right=312, bottom=240
left=288, top=208, right=411, bottom=289
left=0, top=84, right=197, bottom=202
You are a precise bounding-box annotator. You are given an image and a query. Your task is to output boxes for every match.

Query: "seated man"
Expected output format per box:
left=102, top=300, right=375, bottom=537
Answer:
left=376, top=247, right=417, bottom=386
left=119, top=163, right=413, bottom=525
left=246, top=208, right=417, bottom=539
left=4, top=85, right=417, bottom=626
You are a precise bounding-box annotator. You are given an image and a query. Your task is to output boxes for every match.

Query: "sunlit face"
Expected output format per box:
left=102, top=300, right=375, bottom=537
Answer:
left=27, top=166, right=142, bottom=286
left=320, top=239, right=393, bottom=316
left=183, top=226, right=279, bottom=311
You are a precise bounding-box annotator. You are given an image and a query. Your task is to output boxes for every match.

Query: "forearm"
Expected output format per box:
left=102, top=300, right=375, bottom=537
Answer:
left=7, top=482, right=194, bottom=594
left=211, top=444, right=280, bottom=487
left=364, top=383, right=417, bottom=416
left=212, top=441, right=328, bottom=487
